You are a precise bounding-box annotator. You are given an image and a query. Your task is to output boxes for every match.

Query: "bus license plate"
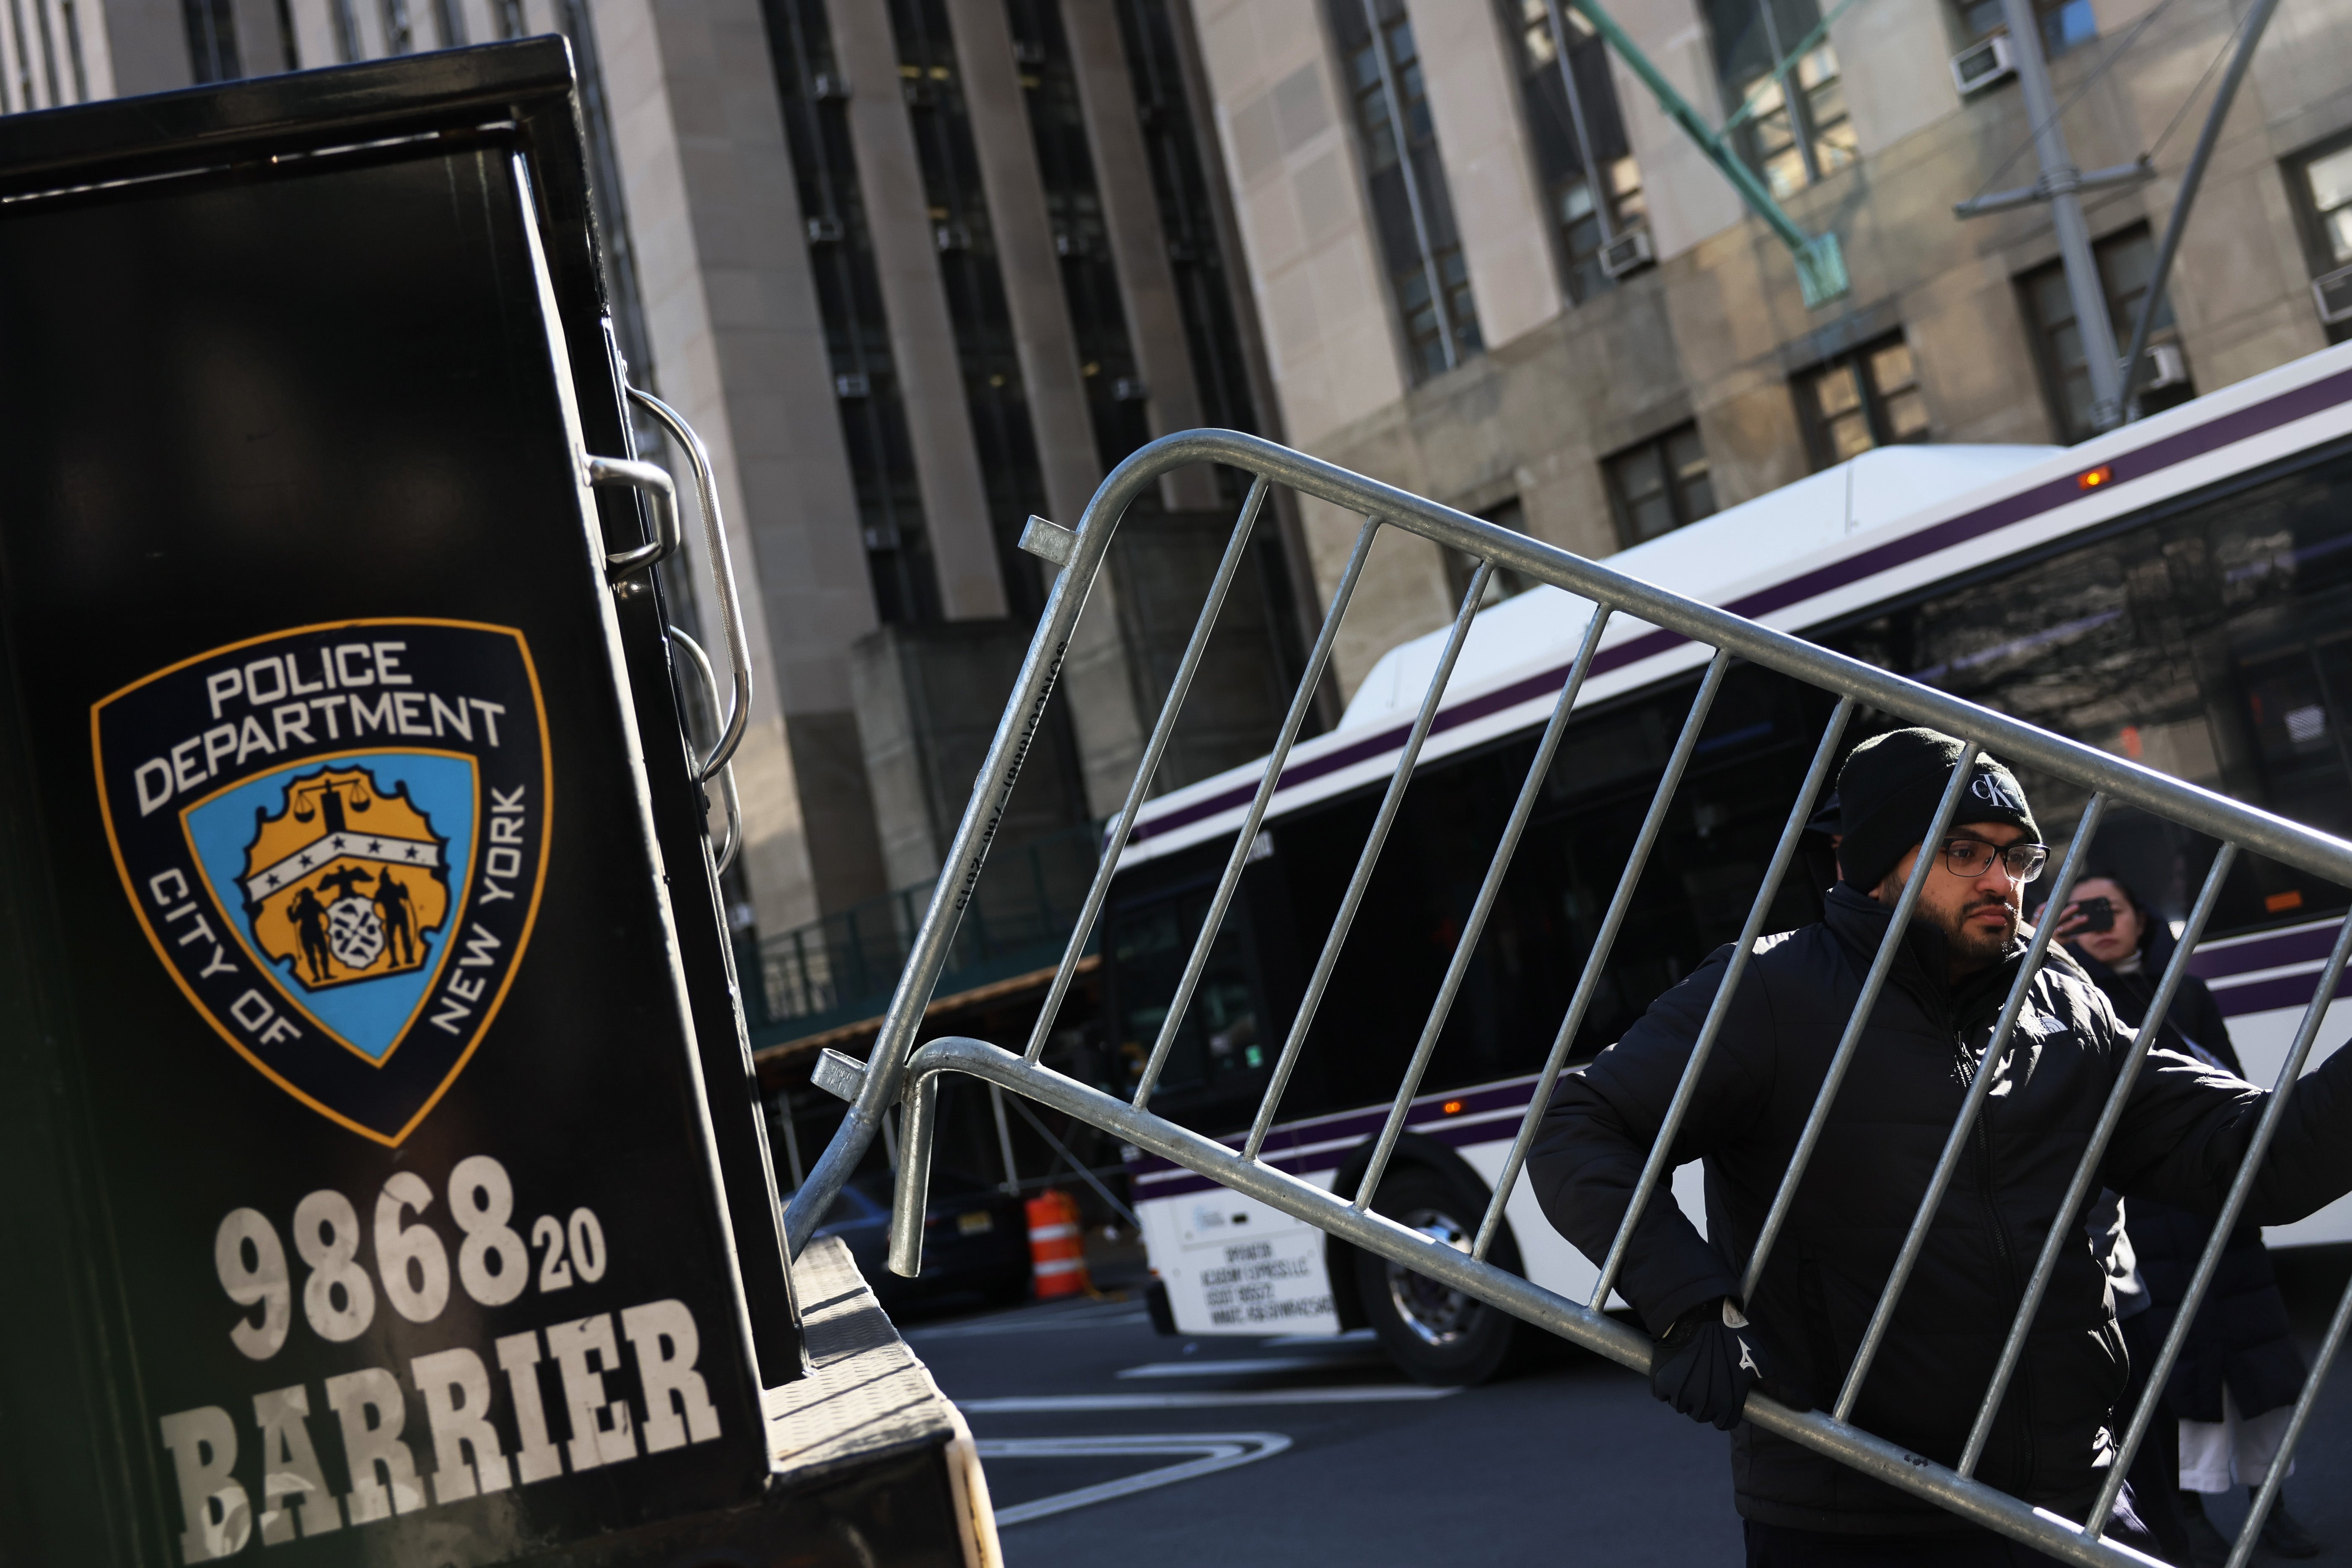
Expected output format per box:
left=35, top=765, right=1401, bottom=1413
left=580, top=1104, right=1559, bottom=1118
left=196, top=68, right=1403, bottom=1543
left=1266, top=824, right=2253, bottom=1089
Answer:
left=958, top=1210, right=993, bottom=1236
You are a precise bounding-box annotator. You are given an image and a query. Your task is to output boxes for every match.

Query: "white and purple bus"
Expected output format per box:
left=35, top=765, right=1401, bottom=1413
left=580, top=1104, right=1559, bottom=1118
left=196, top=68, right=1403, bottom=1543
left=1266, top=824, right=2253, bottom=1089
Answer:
left=1107, top=341, right=2352, bottom=1383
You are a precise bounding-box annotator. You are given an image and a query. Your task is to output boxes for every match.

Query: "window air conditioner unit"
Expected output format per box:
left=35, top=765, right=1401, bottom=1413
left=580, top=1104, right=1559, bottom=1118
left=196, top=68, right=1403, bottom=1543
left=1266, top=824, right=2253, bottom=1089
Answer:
left=805, top=216, right=843, bottom=244
left=1950, top=34, right=2015, bottom=96
left=934, top=223, right=971, bottom=252
left=834, top=372, right=870, bottom=399
left=2139, top=342, right=2189, bottom=392
left=1112, top=377, right=1149, bottom=403
left=1600, top=227, right=1654, bottom=279
left=2316, top=263, right=2352, bottom=327
left=811, top=71, right=850, bottom=101
left=1011, top=39, right=1045, bottom=65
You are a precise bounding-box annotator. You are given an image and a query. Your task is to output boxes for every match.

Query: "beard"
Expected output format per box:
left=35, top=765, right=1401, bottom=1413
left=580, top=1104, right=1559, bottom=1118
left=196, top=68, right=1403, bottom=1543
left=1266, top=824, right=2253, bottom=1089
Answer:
left=1936, top=891, right=2020, bottom=969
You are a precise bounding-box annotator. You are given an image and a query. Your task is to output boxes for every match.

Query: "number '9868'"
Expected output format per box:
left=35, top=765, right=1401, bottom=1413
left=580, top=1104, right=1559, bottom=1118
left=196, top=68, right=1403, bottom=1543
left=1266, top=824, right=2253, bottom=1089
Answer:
left=213, top=1155, right=606, bottom=1358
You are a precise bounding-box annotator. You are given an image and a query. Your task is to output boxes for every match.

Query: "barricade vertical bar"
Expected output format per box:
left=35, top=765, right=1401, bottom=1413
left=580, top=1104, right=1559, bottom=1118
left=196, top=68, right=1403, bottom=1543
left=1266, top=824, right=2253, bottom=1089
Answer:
left=1131, top=519, right=1381, bottom=1110
left=887, top=1066, right=943, bottom=1276
left=990, top=1083, right=1021, bottom=1195
left=1736, top=744, right=1982, bottom=1303
left=1353, top=604, right=1628, bottom=1210
left=1960, top=842, right=2239, bottom=1473
left=2089, top=911, right=2352, bottom=1536
left=1022, top=475, right=1272, bottom=1063
left=1832, top=798, right=2107, bottom=1421
left=1581, top=696, right=1854, bottom=1307
left=2227, top=1267, right=2352, bottom=1568
left=1242, top=562, right=1496, bottom=1160
left=1470, top=639, right=1728, bottom=1262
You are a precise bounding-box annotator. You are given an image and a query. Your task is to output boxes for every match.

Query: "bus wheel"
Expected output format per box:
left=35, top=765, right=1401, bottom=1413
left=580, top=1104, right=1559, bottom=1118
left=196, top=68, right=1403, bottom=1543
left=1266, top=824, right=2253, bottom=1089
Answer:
left=1354, top=1167, right=1524, bottom=1387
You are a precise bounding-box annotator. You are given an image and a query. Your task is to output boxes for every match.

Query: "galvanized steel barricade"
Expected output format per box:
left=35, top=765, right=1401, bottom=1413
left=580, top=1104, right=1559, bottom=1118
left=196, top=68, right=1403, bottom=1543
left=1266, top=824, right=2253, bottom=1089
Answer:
left=782, top=429, right=2352, bottom=1568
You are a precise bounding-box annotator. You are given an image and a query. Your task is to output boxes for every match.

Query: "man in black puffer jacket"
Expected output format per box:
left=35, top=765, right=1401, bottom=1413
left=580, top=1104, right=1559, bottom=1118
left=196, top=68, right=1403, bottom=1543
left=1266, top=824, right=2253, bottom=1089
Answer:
left=1530, top=727, right=2352, bottom=1562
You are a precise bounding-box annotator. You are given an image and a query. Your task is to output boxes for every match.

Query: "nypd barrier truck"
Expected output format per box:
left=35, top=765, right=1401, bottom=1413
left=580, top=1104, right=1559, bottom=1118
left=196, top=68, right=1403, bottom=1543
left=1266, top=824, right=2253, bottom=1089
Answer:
left=0, top=45, right=998, bottom=1567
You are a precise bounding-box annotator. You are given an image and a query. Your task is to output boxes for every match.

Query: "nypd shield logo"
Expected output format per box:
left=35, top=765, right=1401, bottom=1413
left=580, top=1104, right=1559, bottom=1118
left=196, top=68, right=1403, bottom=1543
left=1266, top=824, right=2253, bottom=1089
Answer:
left=236, top=765, right=451, bottom=995
left=93, top=620, right=550, bottom=1145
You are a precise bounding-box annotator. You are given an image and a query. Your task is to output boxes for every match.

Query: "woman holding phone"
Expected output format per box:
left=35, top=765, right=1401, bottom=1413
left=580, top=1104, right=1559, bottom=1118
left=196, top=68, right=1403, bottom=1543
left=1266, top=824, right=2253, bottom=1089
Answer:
left=2052, top=875, right=2321, bottom=1564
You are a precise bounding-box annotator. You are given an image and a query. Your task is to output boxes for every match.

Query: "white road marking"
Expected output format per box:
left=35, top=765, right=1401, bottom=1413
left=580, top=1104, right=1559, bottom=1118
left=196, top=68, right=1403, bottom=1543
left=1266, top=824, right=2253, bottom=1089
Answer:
left=1115, top=1355, right=1383, bottom=1379
left=979, top=1432, right=1292, bottom=1525
left=959, top=1385, right=1461, bottom=1412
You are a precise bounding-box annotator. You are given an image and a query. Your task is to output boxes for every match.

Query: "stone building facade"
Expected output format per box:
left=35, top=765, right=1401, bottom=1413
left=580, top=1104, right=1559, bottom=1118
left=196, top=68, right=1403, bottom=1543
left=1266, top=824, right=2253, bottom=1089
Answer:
left=1195, top=0, right=2352, bottom=694
left=15, top=0, right=2352, bottom=957
left=28, top=0, right=1321, bottom=956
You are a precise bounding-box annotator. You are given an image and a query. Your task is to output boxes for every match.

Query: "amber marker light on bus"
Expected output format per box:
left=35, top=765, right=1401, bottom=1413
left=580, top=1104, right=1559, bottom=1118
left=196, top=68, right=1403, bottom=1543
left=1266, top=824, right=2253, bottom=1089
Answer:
left=2078, top=464, right=2114, bottom=490
left=1442, top=1100, right=1465, bottom=1115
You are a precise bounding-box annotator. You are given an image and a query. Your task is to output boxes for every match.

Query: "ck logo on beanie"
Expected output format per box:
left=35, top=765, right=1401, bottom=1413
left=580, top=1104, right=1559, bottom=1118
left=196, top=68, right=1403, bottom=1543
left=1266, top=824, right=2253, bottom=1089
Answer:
left=1972, top=771, right=2025, bottom=813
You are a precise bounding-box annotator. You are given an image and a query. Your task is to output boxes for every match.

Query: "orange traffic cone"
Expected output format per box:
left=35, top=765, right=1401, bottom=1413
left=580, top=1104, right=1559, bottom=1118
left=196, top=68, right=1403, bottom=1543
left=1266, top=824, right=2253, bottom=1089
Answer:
left=1024, top=1189, right=1091, bottom=1299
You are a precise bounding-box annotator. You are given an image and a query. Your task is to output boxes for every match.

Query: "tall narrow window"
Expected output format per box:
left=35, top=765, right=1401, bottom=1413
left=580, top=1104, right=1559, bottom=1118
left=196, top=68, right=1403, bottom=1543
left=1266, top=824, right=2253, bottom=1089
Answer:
left=381, top=0, right=411, bottom=52
left=434, top=0, right=465, bottom=46
left=61, top=0, right=88, bottom=97
left=1794, top=332, right=1928, bottom=469
left=1114, top=0, right=1260, bottom=444
left=1497, top=0, right=1646, bottom=302
left=1703, top=0, right=1854, bottom=199
left=1604, top=424, right=1717, bottom=548
left=183, top=0, right=241, bottom=80
left=1, top=0, right=27, bottom=109
left=494, top=0, right=521, bottom=37
left=2286, top=133, right=2352, bottom=345
left=2019, top=224, right=2195, bottom=442
left=1008, top=0, right=1151, bottom=480
left=332, top=0, right=361, bottom=61
left=31, top=0, right=60, bottom=106
left=1115, top=0, right=1318, bottom=709
left=889, top=0, right=1055, bottom=617
left=1326, top=0, right=1483, bottom=382
left=763, top=0, right=941, bottom=625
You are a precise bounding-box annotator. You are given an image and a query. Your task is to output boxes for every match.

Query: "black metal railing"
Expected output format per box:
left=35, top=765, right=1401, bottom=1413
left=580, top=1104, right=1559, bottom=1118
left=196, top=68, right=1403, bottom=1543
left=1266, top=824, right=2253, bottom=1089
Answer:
left=751, top=822, right=1103, bottom=1035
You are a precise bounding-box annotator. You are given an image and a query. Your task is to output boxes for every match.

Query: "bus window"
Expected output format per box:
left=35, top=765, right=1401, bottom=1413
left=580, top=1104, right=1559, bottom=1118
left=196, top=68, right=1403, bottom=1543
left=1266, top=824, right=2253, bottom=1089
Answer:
left=1543, top=697, right=1670, bottom=804
left=1520, top=668, right=1833, bottom=1063
left=1828, top=445, right=2352, bottom=933
left=2229, top=617, right=2352, bottom=839
left=1252, top=665, right=1838, bottom=1125
left=1104, top=886, right=1267, bottom=1112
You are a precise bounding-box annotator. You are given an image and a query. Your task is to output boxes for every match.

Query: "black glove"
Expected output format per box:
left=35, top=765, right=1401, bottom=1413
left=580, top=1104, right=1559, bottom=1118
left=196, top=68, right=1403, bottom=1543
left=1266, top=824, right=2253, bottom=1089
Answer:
left=1649, top=1298, right=1802, bottom=1430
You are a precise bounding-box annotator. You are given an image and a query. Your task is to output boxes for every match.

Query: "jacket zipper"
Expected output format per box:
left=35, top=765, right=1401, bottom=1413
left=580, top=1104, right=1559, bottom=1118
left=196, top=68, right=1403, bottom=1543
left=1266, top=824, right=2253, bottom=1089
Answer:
left=1960, top=1014, right=2034, bottom=1489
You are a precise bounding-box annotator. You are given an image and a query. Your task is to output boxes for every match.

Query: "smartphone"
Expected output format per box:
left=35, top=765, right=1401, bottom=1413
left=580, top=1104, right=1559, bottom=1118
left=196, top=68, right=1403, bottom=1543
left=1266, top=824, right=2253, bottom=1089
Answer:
left=2072, top=895, right=2115, bottom=933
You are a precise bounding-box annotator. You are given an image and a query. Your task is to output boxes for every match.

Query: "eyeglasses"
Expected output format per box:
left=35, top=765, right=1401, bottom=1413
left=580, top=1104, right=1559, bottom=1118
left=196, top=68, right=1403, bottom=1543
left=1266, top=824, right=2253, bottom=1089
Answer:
left=1941, top=837, right=2048, bottom=882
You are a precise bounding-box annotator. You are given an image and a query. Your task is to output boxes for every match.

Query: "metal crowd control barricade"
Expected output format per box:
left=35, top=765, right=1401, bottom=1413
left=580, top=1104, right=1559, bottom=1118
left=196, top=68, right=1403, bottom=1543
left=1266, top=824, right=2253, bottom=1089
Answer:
left=786, top=428, right=2352, bottom=1568
left=0, top=44, right=996, bottom=1568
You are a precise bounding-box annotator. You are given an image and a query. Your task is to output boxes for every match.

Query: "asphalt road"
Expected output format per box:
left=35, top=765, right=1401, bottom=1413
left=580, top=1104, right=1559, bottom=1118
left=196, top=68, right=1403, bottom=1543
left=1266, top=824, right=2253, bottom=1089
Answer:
left=910, top=1298, right=1735, bottom=1565
left=902, top=1249, right=2352, bottom=1567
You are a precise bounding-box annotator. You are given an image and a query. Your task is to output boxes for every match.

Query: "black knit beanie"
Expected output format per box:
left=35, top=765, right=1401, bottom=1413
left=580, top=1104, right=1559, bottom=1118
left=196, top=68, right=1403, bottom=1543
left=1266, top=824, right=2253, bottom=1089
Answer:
left=1835, top=728, right=2038, bottom=892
